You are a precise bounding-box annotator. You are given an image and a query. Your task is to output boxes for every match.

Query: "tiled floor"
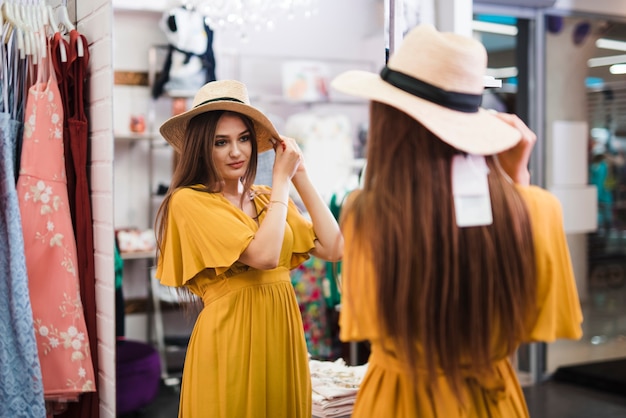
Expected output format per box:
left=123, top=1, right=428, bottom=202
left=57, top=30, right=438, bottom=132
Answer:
left=119, top=266, right=626, bottom=417
left=524, top=379, right=626, bottom=417
left=120, top=377, right=626, bottom=418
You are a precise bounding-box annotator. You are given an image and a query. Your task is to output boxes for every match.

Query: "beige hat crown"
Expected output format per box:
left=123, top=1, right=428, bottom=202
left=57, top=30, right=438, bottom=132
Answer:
left=160, top=80, right=280, bottom=153
left=331, top=24, right=521, bottom=155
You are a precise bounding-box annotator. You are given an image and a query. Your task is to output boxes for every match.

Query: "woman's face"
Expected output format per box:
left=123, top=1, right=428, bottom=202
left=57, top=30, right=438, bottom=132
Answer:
left=212, top=113, right=253, bottom=182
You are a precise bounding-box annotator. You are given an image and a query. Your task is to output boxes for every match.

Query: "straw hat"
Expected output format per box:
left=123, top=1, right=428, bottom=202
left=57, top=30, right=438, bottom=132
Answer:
left=331, top=24, right=522, bottom=155
left=160, top=80, right=280, bottom=153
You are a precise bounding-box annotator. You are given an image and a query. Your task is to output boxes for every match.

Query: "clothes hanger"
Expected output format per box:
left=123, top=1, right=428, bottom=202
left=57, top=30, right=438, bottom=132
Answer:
left=23, top=2, right=45, bottom=63
left=16, top=1, right=39, bottom=61
left=57, top=1, right=73, bottom=31
left=33, top=2, right=46, bottom=35
left=4, top=1, right=28, bottom=59
left=35, top=2, right=48, bottom=61
left=57, top=0, right=83, bottom=57
left=46, top=4, right=66, bottom=62
left=13, top=1, right=40, bottom=69
left=1, top=1, right=13, bottom=44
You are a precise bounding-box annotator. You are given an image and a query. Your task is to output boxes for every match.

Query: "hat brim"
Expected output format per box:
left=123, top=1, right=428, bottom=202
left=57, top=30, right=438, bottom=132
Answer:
left=331, top=70, right=522, bottom=155
left=160, top=101, right=281, bottom=154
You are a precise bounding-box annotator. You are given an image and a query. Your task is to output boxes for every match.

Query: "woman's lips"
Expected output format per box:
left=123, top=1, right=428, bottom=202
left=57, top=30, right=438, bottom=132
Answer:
left=229, top=161, right=244, bottom=169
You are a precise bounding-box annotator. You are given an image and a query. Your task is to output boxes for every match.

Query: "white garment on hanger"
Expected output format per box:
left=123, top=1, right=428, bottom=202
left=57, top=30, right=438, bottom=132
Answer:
left=285, top=112, right=354, bottom=203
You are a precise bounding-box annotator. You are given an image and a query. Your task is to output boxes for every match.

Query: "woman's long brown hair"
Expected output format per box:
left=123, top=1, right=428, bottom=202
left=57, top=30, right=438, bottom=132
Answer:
left=155, top=110, right=258, bottom=263
left=341, top=102, right=537, bottom=399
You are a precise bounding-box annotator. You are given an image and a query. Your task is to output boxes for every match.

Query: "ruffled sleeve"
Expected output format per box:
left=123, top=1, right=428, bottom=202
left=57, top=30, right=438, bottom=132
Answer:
left=518, top=185, right=584, bottom=342
left=156, top=187, right=256, bottom=287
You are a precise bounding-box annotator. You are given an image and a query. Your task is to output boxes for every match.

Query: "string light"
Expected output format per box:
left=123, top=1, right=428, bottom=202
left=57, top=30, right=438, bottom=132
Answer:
left=188, top=0, right=319, bottom=38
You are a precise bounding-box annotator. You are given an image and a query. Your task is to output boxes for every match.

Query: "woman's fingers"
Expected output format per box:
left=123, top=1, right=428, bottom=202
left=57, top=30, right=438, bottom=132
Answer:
left=493, top=112, right=536, bottom=185
left=273, top=136, right=302, bottom=179
left=495, top=113, right=537, bottom=149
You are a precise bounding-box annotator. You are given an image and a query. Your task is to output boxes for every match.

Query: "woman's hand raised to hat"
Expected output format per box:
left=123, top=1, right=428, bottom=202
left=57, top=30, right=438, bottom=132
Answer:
left=272, top=135, right=303, bottom=181
left=494, top=113, right=537, bottom=186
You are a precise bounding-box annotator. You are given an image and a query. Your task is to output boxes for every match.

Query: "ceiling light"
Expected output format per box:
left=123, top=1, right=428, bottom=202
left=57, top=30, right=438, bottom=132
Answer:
left=585, top=77, right=604, bottom=89
left=588, top=54, right=626, bottom=67
left=610, top=64, right=626, bottom=74
left=484, top=76, right=502, bottom=88
left=472, top=20, right=518, bottom=36
left=191, top=0, right=318, bottom=35
left=486, top=66, right=518, bottom=79
left=596, top=38, right=626, bottom=52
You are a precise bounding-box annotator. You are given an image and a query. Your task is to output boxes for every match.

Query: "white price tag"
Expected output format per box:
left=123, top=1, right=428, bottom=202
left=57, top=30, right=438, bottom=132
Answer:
left=451, top=154, right=493, bottom=227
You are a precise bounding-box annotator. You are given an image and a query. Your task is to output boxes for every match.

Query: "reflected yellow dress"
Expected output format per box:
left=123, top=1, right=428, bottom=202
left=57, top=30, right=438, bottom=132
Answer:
left=156, top=185, right=316, bottom=418
left=340, top=185, right=584, bottom=418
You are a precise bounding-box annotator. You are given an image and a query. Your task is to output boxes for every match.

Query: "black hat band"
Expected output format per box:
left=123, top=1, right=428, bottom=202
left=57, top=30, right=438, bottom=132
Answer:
left=194, top=97, right=246, bottom=108
left=380, top=66, right=482, bottom=113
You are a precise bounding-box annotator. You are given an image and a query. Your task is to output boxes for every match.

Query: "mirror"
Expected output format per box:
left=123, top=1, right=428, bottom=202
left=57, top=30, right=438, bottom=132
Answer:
left=112, top=0, right=386, bottom=414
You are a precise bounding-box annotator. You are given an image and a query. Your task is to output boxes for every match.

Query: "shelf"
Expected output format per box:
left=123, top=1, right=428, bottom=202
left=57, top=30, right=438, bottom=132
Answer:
left=249, top=94, right=367, bottom=106
left=113, top=131, right=169, bottom=148
left=484, top=75, right=502, bottom=88
left=150, top=138, right=170, bottom=148
left=152, top=194, right=166, bottom=204
left=164, top=335, right=190, bottom=349
left=112, top=0, right=167, bottom=13
left=114, top=132, right=154, bottom=142
left=163, top=90, right=196, bottom=99
left=124, top=297, right=184, bottom=314
left=349, top=158, right=366, bottom=169
left=121, top=250, right=155, bottom=260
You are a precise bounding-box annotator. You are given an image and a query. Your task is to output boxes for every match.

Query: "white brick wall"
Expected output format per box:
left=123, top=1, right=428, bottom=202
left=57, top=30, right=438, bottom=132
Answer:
left=75, top=0, right=116, bottom=416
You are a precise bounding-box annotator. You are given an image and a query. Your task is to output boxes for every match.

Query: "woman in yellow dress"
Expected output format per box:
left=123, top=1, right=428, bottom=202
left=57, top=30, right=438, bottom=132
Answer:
left=330, top=24, right=583, bottom=417
left=155, top=79, right=343, bottom=417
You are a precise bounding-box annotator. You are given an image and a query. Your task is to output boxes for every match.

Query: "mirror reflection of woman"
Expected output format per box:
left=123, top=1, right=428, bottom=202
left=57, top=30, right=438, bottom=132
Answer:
left=332, top=24, right=583, bottom=417
left=155, top=80, right=343, bottom=418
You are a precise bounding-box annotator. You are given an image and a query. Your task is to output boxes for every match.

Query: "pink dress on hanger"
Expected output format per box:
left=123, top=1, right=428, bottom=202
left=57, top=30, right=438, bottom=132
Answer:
left=16, top=49, right=95, bottom=402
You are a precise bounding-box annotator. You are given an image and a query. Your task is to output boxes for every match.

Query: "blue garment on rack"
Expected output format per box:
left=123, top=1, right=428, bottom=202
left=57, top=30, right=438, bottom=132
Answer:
left=0, top=111, right=46, bottom=417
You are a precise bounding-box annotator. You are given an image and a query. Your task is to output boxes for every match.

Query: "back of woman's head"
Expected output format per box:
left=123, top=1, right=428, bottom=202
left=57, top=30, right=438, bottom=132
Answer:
left=343, top=101, right=537, bottom=397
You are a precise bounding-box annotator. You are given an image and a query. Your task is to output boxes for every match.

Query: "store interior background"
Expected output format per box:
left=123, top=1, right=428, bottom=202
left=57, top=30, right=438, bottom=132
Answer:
left=113, top=0, right=384, bottom=381
left=110, top=0, right=626, bottom=412
left=472, top=2, right=626, bottom=380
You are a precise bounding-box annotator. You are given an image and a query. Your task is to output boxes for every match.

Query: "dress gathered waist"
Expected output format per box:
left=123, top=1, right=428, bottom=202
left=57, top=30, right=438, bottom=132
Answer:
left=226, top=266, right=291, bottom=290
left=369, top=344, right=511, bottom=402
left=198, top=266, right=292, bottom=306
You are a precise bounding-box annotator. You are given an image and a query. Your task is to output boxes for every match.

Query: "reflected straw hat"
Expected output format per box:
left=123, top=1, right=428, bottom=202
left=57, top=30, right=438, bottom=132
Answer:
left=331, top=24, right=522, bottom=155
left=160, top=80, right=280, bottom=153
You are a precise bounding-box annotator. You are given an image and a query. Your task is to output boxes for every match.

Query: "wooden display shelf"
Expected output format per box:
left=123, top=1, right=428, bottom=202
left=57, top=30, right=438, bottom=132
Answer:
left=120, top=250, right=155, bottom=260
left=124, top=297, right=185, bottom=315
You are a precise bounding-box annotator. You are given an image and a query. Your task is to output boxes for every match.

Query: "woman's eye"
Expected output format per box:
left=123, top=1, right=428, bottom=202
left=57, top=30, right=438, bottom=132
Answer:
left=215, top=139, right=226, bottom=147
left=240, top=135, right=250, bottom=142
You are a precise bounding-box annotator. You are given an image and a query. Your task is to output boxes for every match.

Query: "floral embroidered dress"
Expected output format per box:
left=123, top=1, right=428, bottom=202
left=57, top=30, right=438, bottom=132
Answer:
left=16, top=61, right=95, bottom=402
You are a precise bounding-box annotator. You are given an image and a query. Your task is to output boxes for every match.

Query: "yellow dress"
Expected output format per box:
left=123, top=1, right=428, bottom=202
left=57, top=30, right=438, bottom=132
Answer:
left=156, top=185, right=316, bottom=418
left=339, top=185, right=583, bottom=418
